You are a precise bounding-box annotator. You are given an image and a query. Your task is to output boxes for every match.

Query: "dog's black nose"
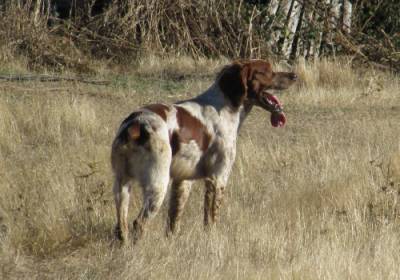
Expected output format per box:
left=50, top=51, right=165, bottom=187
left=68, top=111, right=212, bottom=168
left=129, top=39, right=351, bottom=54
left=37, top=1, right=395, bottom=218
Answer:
left=289, top=73, right=298, bottom=81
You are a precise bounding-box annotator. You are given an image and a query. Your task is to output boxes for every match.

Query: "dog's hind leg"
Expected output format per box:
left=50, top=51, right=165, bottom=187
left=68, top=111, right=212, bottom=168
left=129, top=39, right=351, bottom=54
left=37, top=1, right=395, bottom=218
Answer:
left=167, top=180, right=192, bottom=235
left=132, top=141, right=172, bottom=243
left=132, top=178, right=170, bottom=243
left=113, top=178, right=131, bottom=243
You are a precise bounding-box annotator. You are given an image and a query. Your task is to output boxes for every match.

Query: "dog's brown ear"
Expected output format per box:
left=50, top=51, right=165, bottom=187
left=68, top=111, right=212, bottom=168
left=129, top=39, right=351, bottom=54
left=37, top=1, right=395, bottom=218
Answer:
left=218, top=62, right=249, bottom=108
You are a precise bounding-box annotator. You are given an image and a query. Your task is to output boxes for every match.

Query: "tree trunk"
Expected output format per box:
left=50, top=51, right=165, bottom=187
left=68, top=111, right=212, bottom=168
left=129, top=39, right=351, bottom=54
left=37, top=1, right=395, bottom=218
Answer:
left=342, top=0, right=352, bottom=34
left=304, top=0, right=317, bottom=59
left=281, top=0, right=302, bottom=58
left=267, top=0, right=280, bottom=15
left=272, top=0, right=291, bottom=51
left=318, top=0, right=332, bottom=56
left=327, top=0, right=341, bottom=56
left=289, top=2, right=305, bottom=61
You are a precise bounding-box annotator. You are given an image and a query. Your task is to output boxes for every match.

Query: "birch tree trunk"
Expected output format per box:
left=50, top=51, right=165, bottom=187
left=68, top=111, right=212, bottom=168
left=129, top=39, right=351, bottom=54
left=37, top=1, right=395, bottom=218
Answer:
left=272, top=0, right=291, bottom=50
left=331, top=0, right=341, bottom=23
left=265, top=0, right=281, bottom=52
left=289, top=2, right=305, bottom=60
left=267, top=0, right=280, bottom=15
left=33, top=0, right=42, bottom=26
left=266, top=0, right=351, bottom=60
left=304, top=0, right=317, bottom=59
left=33, top=0, right=51, bottom=26
left=342, top=0, right=352, bottom=34
left=328, top=0, right=341, bottom=56
left=318, top=0, right=331, bottom=56
left=281, top=0, right=302, bottom=58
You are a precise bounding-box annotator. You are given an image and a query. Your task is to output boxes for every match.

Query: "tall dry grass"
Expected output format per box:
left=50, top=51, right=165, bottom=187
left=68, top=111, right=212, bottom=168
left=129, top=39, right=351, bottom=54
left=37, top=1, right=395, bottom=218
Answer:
left=0, top=58, right=400, bottom=279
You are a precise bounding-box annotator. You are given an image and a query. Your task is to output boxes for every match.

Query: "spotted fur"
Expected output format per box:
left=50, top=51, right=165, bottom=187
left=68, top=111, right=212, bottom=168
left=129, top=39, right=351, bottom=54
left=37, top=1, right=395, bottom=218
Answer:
left=111, top=59, right=297, bottom=243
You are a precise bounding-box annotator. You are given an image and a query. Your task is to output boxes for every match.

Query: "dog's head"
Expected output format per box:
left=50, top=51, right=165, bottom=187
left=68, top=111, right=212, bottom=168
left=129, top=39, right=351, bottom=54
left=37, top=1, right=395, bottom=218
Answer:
left=218, top=59, right=297, bottom=127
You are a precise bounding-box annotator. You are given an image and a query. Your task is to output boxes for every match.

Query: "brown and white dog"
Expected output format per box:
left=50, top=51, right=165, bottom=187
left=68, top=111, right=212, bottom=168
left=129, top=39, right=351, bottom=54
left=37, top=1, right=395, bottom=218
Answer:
left=111, top=59, right=297, bottom=243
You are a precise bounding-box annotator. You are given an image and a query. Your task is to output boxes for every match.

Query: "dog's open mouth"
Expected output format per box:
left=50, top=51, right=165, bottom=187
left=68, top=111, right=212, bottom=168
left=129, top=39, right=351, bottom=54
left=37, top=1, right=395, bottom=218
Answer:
left=261, top=92, right=286, bottom=128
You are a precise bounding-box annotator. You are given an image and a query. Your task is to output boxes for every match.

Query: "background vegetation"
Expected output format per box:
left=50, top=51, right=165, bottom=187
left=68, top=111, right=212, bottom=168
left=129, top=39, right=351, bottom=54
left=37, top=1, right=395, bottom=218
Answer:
left=0, top=0, right=399, bottom=279
left=0, top=0, right=399, bottom=72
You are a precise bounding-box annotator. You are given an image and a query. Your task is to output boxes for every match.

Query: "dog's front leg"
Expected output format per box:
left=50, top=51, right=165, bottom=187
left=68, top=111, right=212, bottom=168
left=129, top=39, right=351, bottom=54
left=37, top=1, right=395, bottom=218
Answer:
left=204, top=147, right=235, bottom=228
left=167, top=180, right=192, bottom=236
left=204, top=179, right=225, bottom=227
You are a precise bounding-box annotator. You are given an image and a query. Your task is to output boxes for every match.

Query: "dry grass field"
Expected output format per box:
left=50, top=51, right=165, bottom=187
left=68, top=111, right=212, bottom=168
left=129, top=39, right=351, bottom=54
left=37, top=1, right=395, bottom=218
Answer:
left=0, top=57, right=400, bottom=279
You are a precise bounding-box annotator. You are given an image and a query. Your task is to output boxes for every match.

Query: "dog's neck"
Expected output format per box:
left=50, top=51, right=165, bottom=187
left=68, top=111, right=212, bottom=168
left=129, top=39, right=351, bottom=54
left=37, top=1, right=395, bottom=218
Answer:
left=194, top=83, right=254, bottom=132
left=239, top=102, right=253, bottom=129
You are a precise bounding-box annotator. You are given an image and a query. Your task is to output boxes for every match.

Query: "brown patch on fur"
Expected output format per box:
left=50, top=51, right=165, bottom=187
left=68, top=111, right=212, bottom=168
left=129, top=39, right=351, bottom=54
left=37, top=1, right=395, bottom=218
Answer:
left=218, top=63, right=249, bottom=108
left=144, top=103, right=170, bottom=121
left=242, top=60, right=297, bottom=93
left=128, top=122, right=141, bottom=140
left=219, top=60, right=297, bottom=109
left=118, top=111, right=150, bottom=145
left=174, top=106, right=211, bottom=152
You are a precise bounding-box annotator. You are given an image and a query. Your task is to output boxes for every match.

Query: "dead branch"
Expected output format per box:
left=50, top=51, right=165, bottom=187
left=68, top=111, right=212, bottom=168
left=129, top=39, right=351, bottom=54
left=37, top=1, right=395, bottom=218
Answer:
left=0, top=74, right=110, bottom=85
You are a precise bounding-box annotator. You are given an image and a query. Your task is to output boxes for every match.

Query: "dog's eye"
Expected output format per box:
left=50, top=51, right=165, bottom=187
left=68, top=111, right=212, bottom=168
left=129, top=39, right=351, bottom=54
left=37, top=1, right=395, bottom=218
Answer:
left=254, top=71, right=267, bottom=77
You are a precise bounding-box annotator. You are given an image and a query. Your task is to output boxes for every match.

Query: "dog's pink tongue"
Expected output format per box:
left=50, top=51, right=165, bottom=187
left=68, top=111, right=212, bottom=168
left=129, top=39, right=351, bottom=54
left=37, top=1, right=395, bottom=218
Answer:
left=271, top=112, right=286, bottom=127
left=265, top=93, right=286, bottom=127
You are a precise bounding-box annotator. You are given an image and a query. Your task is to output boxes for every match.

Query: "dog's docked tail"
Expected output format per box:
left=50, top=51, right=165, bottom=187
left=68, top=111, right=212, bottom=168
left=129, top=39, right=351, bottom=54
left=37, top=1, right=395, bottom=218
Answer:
left=113, top=111, right=151, bottom=147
